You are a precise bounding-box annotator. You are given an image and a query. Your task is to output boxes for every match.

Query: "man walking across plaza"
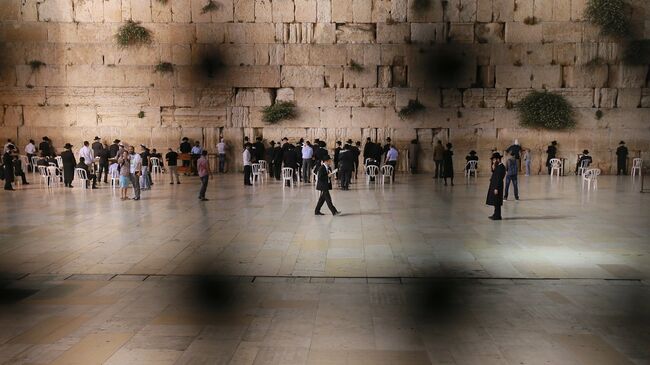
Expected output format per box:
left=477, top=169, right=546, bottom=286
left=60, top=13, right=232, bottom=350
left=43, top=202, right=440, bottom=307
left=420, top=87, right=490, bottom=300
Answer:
left=487, top=152, right=506, bottom=220
left=504, top=152, right=519, bottom=200
left=197, top=150, right=210, bottom=201
left=315, top=156, right=340, bottom=216
left=166, top=148, right=180, bottom=184
left=128, top=145, right=142, bottom=200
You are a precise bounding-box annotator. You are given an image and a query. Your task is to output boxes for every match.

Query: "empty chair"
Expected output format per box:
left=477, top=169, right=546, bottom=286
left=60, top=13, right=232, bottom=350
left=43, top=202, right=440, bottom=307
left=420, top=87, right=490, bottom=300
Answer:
left=549, top=158, right=562, bottom=176
left=465, top=160, right=478, bottom=178
left=258, top=160, right=268, bottom=177
left=75, top=168, right=89, bottom=189
left=38, top=166, right=50, bottom=186
left=109, top=164, right=120, bottom=188
left=631, top=158, right=642, bottom=177
left=46, top=166, right=60, bottom=187
left=251, top=163, right=263, bottom=184
left=582, top=168, right=600, bottom=190
left=150, top=157, right=162, bottom=174
left=380, top=164, right=393, bottom=184
left=366, top=165, right=379, bottom=184
left=31, top=156, right=40, bottom=173
left=282, top=167, right=294, bottom=188
left=577, top=158, right=591, bottom=176
left=55, top=156, right=63, bottom=168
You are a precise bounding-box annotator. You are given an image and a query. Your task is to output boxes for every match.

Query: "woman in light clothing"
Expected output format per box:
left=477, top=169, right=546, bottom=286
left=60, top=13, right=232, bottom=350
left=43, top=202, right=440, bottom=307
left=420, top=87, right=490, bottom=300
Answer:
left=117, top=150, right=131, bottom=200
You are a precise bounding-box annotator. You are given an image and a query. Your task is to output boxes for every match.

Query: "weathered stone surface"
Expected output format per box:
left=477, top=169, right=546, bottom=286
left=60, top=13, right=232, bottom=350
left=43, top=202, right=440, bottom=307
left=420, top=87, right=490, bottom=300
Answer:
left=616, top=88, right=641, bottom=108
left=442, top=89, right=462, bottom=108
left=484, top=88, right=507, bottom=107
left=563, top=65, right=608, bottom=88
left=377, top=24, right=410, bottom=44
left=462, top=88, right=485, bottom=108
left=295, top=88, right=335, bottom=107
left=395, top=88, right=417, bottom=107
left=411, top=23, right=445, bottom=44
left=351, top=107, right=386, bottom=128
left=608, top=66, right=648, bottom=88
left=335, top=88, right=363, bottom=107
left=272, top=0, right=295, bottom=22
left=531, top=66, right=562, bottom=88
left=343, top=67, right=377, bottom=88
left=475, top=23, right=504, bottom=43
left=362, top=88, right=394, bottom=107
left=505, top=22, right=543, bottom=43
left=295, top=0, right=317, bottom=22
left=234, top=88, right=273, bottom=107
left=336, top=24, right=376, bottom=44
left=542, top=22, right=583, bottom=43
left=320, top=107, right=352, bottom=128
left=547, top=88, right=594, bottom=107
left=596, top=88, right=617, bottom=109
left=309, top=45, right=346, bottom=65
left=234, top=0, right=255, bottom=22
left=642, top=89, right=650, bottom=108
left=495, top=66, right=533, bottom=88
left=331, top=0, right=352, bottom=22
left=281, top=66, right=325, bottom=87
left=449, top=23, right=475, bottom=43
left=314, top=23, right=336, bottom=44
left=37, top=0, right=73, bottom=22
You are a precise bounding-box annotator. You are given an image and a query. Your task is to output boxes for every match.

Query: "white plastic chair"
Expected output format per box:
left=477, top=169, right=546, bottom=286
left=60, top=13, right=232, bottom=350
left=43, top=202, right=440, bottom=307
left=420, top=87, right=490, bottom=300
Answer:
left=150, top=157, right=162, bottom=175
left=364, top=158, right=373, bottom=174
left=258, top=160, right=268, bottom=177
left=75, top=168, right=89, bottom=189
left=46, top=166, right=60, bottom=187
left=38, top=166, right=49, bottom=186
left=465, top=160, right=478, bottom=178
left=109, top=164, right=120, bottom=188
left=549, top=158, right=562, bottom=177
left=251, top=163, right=262, bottom=184
left=582, top=168, right=600, bottom=190
left=55, top=156, right=63, bottom=168
left=31, top=156, right=40, bottom=173
left=380, top=165, right=394, bottom=184
left=631, top=158, right=642, bottom=177
left=366, top=165, right=379, bottom=184
left=577, top=159, right=591, bottom=176
left=282, top=167, right=294, bottom=188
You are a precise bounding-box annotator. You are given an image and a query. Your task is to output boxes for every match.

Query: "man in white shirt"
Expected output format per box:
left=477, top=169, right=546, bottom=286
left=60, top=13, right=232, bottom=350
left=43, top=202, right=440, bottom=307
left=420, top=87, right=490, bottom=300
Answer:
left=128, top=145, right=142, bottom=200
left=243, top=143, right=252, bottom=186
left=217, top=138, right=227, bottom=173
left=385, top=145, right=398, bottom=182
left=190, top=141, right=203, bottom=176
left=79, top=141, right=94, bottom=167
left=25, top=139, right=37, bottom=170
left=301, top=141, right=314, bottom=183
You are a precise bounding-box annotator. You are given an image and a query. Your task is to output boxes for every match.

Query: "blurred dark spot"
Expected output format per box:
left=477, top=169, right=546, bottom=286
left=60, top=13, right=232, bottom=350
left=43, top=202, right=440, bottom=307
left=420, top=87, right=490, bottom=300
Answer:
left=195, top=48, right=225, bottom=81
left=415, top=45, right=472, bottom=88
left=407, top=277, right=472, bottom=324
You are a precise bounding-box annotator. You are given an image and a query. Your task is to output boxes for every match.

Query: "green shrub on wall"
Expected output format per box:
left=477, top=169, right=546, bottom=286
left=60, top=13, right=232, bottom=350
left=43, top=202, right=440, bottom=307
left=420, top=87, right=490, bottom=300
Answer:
left=584, top=0, right=630, bottom=37
left=262, top=102, right=296, bottom=124
left=398, top=99, right=425, bottom=120
left=154, top=62, right=174, bottom=74
left=516, top=91, right=576, bottom=130
left=116, top=20, right=153, bottom=48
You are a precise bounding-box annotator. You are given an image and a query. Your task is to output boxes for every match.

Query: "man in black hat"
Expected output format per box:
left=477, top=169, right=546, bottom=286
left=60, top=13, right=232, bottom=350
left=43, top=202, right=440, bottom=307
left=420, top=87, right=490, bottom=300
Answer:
left=60, top=143, right=76, bottom=187
left=339, top=144, right=354, bottom=190
left=179, top=137, right=191, bottom=174
left=333, top=141, right=342, bottom=181
left=272, top=140, right=283, bottom=180
left=91, top=136, right=103, bottom=157
left=3, top=144, right=16, bottom=190
left=253, top=136, right=265, bottom=163
left=575, top=149, right=592, bottom=175
left=545, top=141, right=557, bottom=175
left=465, top=150, right=479, bottom=171
left=109, top=139, right=121, bottom=158
left=352, top=141, right=361, bottom=179
left=39, top=137, right=52, bottom=157
left=486, top=152, right=506, bottom=220
left=315, top=156, right=340, bottom=216
left=616, top=141, right=628, bottom=175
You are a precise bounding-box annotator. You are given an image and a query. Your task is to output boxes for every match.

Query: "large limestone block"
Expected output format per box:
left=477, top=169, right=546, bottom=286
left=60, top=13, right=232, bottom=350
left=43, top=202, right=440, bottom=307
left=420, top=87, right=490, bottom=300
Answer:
left=196, top=24, right=226, bottom=43
left=295, top=0, right=317, bottom=22
left=324, top=66, right=344, bottom=87
left=295, top=88, right=336, bottom=107
left=476, top=23, right=504, bottom=43
left=417, top=88, right=441, bottom=108
left=285, top=44, right=310, bottom=65
left=228, top=107, right=249, bottom=127
left=411, top=23, right=445, bottom=44
left=456, top=109, right=497, bottom=129
left=462, top=88, right=484, bottom=108
left=24, top=105, right=97, bottom=127
left=171, top=108, right=228, bottom=128
left=506, top=88, right=535, bottom=103
left=505, top=22, right=542, bottom=43
left=351, top=107, right=386, bottom=128
left=94, top=87, right=150, bottom=106
left=317, top=0, right=331, bottom=22
left=362, top=88, right=395, bottom=107
left=276, top=87, right=295, bottom=102
left=378, top=66, right=392, bottom=87
left=346, top=44, right=381, bottom=66
left=570, top=0, right=586, bottom=20
left=554, top=43, right=576, bottom=65
left=148, top=89, right=174, bottom=107
left=343, top=67, right=377, bottom=88
left=173, top=88, right=196, bottom=107
left=331, top=0, right=352, bottom=22
left=407, top=0, right=443, bottom=22
left=616, top=88, right=642, bottom=108
left=336, top=88, right=363, bottom=107
left=225, top=23, right=276, bottom=44
left=547, top=88, right=594, bottom=107
left=391, top=0, right=408, bottom=22
left=531, top=65, right=561, bottom=88
left=281, top=66, right=325, bottom=87
left=272, top=0, right=295, bottom=22
left=73, top=0, right=104, bottom=22
left=495, top=65, right=532, bottom=88
left=255, top=0, right=273, bottom=22
left=309, top=45, right=347, bottom=65
left=441, top=88, right=462, bottom=107
left=314, top=23, right=336, bottom=43
left=608, top=66, right=648, bottom=88
left=542, top=22, right=583, bottom=43
left=448, top=23, right=475, bottom=43
left=37, top=0, right=73, bottom=22
left=0, top=23, right=48, bottom=42
left=395, top=88, right=417, bottom=107
left=490, top=43, right=527, bottom=65
left=152, top=0, right=172, bottom=22
left=336, top=24, right=376, bottom=43
left=352, top=0, right=372, bottom=22
left=234, top=0, right=255, bottom=22
left=377, top=23, right=410, bottom=44
left=0, top=87, right=46, bottom=105
left=596, top=88, right=617, bottom=108
left=1, top=106, right=23, bottom=127
left=371, top=0, right=391, bottom=22
left=492, top=0, right=515, bottom=21
left=320, top=107, right=352, bottom=128
left=641, top=89, right=650, bottom=108
left=199, top=88, right=234, bottom=107
left=526, top=44, right=554, bottom=65
left=234, top=88, right=273, bottom=106
left=563, top=65, right=608, bottom=88
left=45, top=87, right=93, bottom=105
left=171, top=0, right=191, bottom=22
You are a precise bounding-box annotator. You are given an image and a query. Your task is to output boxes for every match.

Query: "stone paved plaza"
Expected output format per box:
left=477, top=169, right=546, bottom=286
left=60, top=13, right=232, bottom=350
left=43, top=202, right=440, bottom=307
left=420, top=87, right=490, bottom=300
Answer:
left=0, top=173, right=648, bottom=364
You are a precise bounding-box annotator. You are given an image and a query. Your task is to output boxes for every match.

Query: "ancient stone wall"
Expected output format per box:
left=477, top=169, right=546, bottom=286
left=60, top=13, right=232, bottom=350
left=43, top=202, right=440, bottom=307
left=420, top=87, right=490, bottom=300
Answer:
left=0, top=0, right=649, bottom=174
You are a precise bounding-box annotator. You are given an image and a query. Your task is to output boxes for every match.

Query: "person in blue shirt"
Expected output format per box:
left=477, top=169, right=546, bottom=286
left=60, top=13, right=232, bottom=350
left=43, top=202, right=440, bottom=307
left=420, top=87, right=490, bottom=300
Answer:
left=190, top=141, right=203, bottom=176
left=385, top=144, right=399, bottom=182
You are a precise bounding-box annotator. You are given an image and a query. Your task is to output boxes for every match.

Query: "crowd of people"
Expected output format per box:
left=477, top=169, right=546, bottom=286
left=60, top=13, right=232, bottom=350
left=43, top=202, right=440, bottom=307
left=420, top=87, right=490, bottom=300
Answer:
left=0, top=135, right=639, bottom=219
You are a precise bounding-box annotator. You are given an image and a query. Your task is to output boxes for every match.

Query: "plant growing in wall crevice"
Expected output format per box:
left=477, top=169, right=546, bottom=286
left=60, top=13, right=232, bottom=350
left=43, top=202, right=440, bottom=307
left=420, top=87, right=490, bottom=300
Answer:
left=28, top=60, right=46, bottom=71
left=584, top=0, right=630, bottom=37
left=398, top=99, right=425, bottom=120
left=154, top=62, right=174, bottom=74
left=516, top=91, right=576, bottom=130
left=349, top=60, right=364, bottom=73
left=116, top=20, right=153, bottom=48
left=262, top=101, right=296, bottom=124
left=201, top=0, right=220, bottom=14
left=138, top=111, right=145, bottom=118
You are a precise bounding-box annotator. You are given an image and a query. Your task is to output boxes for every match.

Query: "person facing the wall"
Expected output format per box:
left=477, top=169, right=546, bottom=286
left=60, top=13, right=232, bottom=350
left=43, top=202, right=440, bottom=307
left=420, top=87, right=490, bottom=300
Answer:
left=546, top=141, right=557, bottom=175
left=60, top=143, right=76, bottom=188
left=442, top=143, right=454, bottom=186
left=433, top=140, right=445, bottom=179
left=616, top=141, right=628, bottom=175
left=243, top=143, right=253, bottom=186
left=504, top=152, right=519, bottom=201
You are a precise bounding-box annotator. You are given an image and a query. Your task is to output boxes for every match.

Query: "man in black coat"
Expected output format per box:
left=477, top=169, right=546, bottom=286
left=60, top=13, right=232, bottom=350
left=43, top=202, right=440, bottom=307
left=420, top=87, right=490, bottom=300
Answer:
left=545, top=141, right=557, bottom=175
left=272, top=142, right=283, bottom=180
left=253, top=137, right=265, bottom=163
left=97, top=143, right=110, bottom=183
left=76, top=157, right=97, bottom=189
left=363, top=137, right=374, bottom=164
left=351, top=140, right=361, bottom=179
left=339, top=144, right=354, bottom=190
left=616, top=141, right=628, bottom=175
left=91, top=136, right=103, bottom=156
left=3, top=145, right=16, bottom=190
left=60, top=143, right=76, bottom=187
left=315, top=156, right=340, bottom=216
left=39, top=137, right=52, bottom=157
left=333, top=141, right=342, bottom=181
left=282, top=144, right=298, bottom=186
left=486, top=152, right=506, bottom=220
left=109, top=139, right=121, bottom=158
